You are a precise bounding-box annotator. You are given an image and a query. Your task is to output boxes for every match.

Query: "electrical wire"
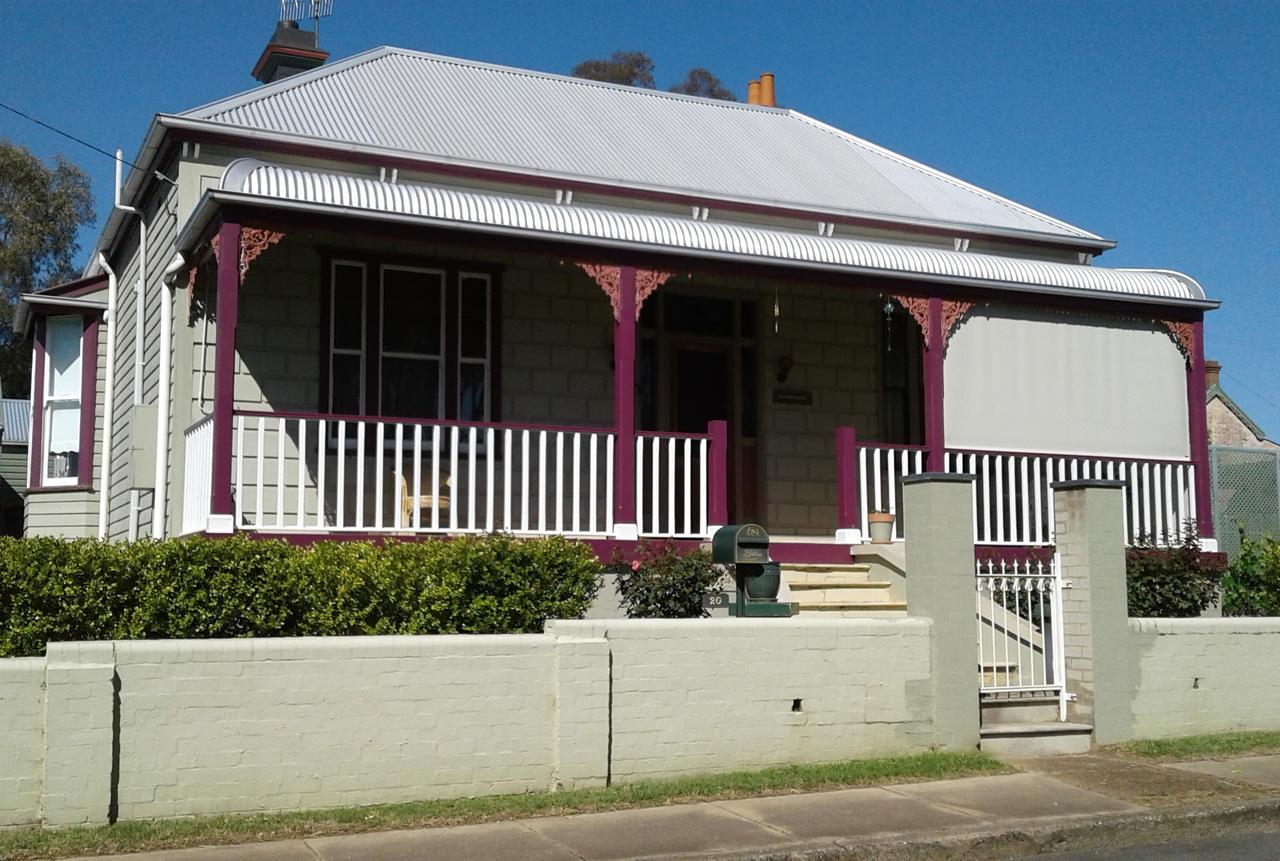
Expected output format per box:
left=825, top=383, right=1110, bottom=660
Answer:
left=0, top=100, right=176, bottom=186
left=1223, top=370, right=1280, bottom=417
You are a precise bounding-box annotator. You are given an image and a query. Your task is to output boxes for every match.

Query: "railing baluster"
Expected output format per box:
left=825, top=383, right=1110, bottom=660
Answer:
left=316, top=420, right=326, bottom=529
left=606, top=434, right=615, bottom=534
left=468, top=426, right=478, bottom=532
left=431, top=425, right=442, bottom=531
left=872, top=448, right=882, bottom=515
left=554, top=430, right=564, bottom=534
left=699, top=438, right=708, bottom=536
left=858, top=447, right=869, bottom=537
left=394, top=423, right=404, bottom=531
left=486, top=427, right=495, bottom=533
left=536, top=430, right=546, bottom=533
left=296, top=419, right=308, bottom=528
left=651, top=437, right=661, bottom=535
left=634, top=435, right=645, bottom=535
left=276, top=417, right=286, bottom=529
left=256, top=416, right=265, bottom=528
left=374, top=421, right=384, bottom=530
left=451, top=426, right=461, bottom=531
left=355, top=420, right=365, bottom=530
left=519, top=429, right=529, bottom=532
left=235, top=416, right=245, bottom=527
left=1019, top=456, right=1030, bottom=546
left=571, top=431, right=581, bottom=534
left=981, top=454, right=992, bottom=543
left=503, top=428, right=513, bottom=531
left=667, top=437, right=677, bottom=537
left=588, top=433, right=598, bottom=534
left=683, top=438, right=692, bottom=536
left=413, top=425, right=423, bottom=531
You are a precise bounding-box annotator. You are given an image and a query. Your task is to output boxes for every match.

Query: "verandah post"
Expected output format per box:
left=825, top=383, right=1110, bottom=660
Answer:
left=835, top=426, right=861, bottom=542
left=208, top=217, right=241, bottom=533
left=923, top=296, right=945, bottom=471
left=1186, top=319, right=1214, bottom=541
left=612, top=265, right=638, bottom=539
left=707, top=419, right=728, bottom=532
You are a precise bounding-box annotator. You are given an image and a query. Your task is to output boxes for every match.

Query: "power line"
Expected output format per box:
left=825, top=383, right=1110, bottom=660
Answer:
left=1223, top=370, right=1280, bottom=416
left=0, top=101, right=176, bottom=187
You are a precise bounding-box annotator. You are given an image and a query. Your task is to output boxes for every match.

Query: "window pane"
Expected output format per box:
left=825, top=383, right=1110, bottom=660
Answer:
left=740, top=300, right=757, bottom=338
left=382, top=268, right=442, bottom=355
left=382, top=357, right=439, bottom=419
left=459, top=275, right=489, bottom=359
left=46, top=316, right=82, bottom=398
left=664, top=294, right=734, bottom=337
left=46, top=402, right=80, bottom=480
left=331, top=353, right=362, bottom=414
left=459, top=362, right=487, bottom=421
left=332, top=263, right=364, bottom=351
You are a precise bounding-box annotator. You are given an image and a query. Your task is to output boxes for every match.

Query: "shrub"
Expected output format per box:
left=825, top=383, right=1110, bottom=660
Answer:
left=610, top=539, right=722, bottom=618
left=1125, top=525, right=1224, bottom=617
left=0, top=534, right=602, bottom=657
left=1222, top=533, right=1280, bottom=617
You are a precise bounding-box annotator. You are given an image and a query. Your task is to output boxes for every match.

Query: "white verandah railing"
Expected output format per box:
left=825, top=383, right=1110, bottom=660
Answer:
left=857, top=443, right=928, bottom=541
left=180, top=414, right=215, bottom=536
left=945, top=450, right=1196, bottom=546
left=636, top=431, right=712, bottom=539
left=230, top=411, right=618, bottom=536
left=976, top=554, right=1067, bottom=715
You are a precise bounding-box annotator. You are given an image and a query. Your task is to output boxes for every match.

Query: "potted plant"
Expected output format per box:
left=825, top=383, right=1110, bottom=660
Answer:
left=867, top=510, right=895, bottom=544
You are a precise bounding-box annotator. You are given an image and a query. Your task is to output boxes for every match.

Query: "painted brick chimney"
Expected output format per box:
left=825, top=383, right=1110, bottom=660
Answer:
left=1205, top=359, right=1222, bottom=390
left=252, top=20, right=329, bottom=84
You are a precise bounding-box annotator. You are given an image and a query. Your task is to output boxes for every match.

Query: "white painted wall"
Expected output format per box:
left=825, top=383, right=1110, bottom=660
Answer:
left=945, top=308, right=1190, bottom=459
left=0, top=658, right=44, bottom=826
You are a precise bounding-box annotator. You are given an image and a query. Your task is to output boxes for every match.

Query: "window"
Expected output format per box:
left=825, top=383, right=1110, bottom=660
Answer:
left=326, top=258, right=497, bottom=422
left=30, top=313, right=97, bottom=490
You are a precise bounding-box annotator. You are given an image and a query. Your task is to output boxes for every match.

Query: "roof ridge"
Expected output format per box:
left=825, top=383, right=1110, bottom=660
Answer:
left=784, top=110, right=1101, bottom=241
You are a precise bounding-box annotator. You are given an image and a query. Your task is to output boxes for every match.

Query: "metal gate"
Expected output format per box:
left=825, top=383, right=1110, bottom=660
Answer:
left=976, top=554, right=1068, bottom=719
left=1211, top=445, right=1280, bottom=559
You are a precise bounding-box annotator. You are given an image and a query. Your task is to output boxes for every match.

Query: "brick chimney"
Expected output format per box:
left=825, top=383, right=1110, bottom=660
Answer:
left=252, top=20, right=329, bottom=84
left=1205, top=359, right=1222, bottom=390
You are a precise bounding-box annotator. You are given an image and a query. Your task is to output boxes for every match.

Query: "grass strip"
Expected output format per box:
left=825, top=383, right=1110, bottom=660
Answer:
left=1114, top=731, right=1280, bottom=762
left=0, top=750, right=1009, bottom=860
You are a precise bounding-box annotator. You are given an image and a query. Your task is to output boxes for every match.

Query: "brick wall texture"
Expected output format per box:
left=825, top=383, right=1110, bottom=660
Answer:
left=1208, top=397, right=1279, bottom=450
left=0, top=658, right=44, bottom=826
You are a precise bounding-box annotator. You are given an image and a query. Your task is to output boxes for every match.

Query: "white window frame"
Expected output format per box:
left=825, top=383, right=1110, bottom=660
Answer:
left=42, top=315, right=84, bottom=487
left=379, top=264, right=446, bottom=423
left=328, top=259, right=367, bottom=417
left=456, top=271, right=492, bottom=423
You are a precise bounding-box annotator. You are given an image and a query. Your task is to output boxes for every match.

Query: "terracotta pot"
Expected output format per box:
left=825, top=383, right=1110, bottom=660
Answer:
left=868, top=511, right=895, bottom=544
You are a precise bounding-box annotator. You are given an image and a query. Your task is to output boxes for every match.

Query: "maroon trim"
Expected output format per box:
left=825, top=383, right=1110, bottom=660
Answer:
left=613, top=267, right=637, bottom=527
left=26, top=483, right=95, bottom=495
left=836, top=426, right=859, bottom=530
left=235, top=408, right=612, bottom=436
left=28, top=319, right=46, bottom=488
left=177, top=129, right=1108, bottom=256
left=211, top=218, right=242, bottom=517
left=1187, top=319, right=1213, bottom=538
left=638, top=429, right=712, bottom=440
left=707, top=420, right=728, bottom=526
left=77, top=316, right=99, bottom=487
left=923, top=297, right=944, bottom=470
left=32, top=273, right=109, bottom=299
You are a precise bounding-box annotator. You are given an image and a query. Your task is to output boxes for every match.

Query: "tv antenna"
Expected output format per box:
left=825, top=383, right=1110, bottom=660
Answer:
left=279, top=0, right=334, bottom=38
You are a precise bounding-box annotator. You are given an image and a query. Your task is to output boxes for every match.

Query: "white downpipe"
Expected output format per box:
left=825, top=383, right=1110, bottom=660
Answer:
left=115, top=149, right=147, bottom=540
left=151, top=271, right=174, bottom=539
left=96, top=254, right=119, bottom=539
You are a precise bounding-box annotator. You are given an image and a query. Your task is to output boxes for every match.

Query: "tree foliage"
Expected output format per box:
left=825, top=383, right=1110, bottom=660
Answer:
left=572, top=52, right=736, bottom=102
left=0, top=139, right=94, bottom=397
left=1125, top=525, right=1224, bottom=617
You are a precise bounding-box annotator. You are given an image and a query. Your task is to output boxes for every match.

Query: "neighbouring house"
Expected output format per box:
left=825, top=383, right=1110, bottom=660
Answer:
left=14, top=22, right=1219, bottom=566
left=0, top=397, right=30, bottom=536
left=1206, top=360, right=1278, bottom=451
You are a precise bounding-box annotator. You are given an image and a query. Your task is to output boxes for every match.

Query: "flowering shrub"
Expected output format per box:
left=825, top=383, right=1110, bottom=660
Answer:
left=609, top=539, right=722, bottom=618
left=1126, top=525, right=1224, bottom=617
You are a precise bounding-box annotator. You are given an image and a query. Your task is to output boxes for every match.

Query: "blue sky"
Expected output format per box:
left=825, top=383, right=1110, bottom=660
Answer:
left=2, top=1, right=1277, bottom=432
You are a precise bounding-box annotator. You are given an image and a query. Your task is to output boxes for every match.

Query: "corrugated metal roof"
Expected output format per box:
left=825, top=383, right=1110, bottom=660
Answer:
left=221, top=160, right=1204, bottom=303
left=184, top=47, right=1102, bottom=245
left=1, top=399, right=30, bottom=446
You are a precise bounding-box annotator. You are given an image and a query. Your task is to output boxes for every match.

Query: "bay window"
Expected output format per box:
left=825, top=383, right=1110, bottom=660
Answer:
left=30, top=313, right=97, bottom=490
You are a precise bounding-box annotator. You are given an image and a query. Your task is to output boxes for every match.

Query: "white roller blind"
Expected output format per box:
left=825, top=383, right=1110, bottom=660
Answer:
left=944, top=310, right=1190, bottom=459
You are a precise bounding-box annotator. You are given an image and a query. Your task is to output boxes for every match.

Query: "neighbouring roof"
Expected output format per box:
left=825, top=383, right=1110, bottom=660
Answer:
left=1, top=399, right=29, bottom=446
left=1208, top=384, right=1269, bottom=441
left=178, top=47, right=1106, bottom=248
left=191, top=159, right=1209, bottom=306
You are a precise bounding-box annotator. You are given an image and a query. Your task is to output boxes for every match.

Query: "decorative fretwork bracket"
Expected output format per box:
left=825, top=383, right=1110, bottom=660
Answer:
left=575, top=262, right=675, bottom=322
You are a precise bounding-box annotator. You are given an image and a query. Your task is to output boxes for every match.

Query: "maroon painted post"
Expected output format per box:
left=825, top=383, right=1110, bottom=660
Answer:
left=1186, top=319, right=1214, bottom=539
left=707, top=419, right=729, bottom=527
left=923, top=297, right=945, bottom=470
left=209, top=218, right=242, bottom=525
left=612, top=265, right=638, bottom=536
left=835, top=426, right=860, bottom=538
left=28, top=319, right=46, bottom=488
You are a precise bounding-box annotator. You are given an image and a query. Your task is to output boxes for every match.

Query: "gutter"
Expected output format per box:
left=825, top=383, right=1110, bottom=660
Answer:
left=177, top=188, right=1220, bottom=312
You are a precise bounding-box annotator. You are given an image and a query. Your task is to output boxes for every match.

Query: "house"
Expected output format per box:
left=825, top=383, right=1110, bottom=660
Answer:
left=1206, top=361, right=1278, bottom=451
left=1203, top=360, right=1279, bottom=558
left=0, top=398, right=29, bottom=536
left=15, top=22, right=1219, bottom=562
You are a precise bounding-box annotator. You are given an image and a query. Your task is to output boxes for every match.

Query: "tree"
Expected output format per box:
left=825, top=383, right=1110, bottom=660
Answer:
left=668, top=68, right=736, bottom=101
left=570, top=51, right=656, bottom=89
left=571, top=51, right=737, bottom=102
left=0, top=140, right=94, bottom=398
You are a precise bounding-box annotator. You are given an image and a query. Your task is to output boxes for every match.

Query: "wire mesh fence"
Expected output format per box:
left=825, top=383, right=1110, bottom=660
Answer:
left=1211, top=445, right=1280, bottom=558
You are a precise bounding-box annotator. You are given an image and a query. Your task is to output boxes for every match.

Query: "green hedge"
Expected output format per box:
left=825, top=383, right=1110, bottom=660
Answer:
left=1125, top=527, right=1224, bottom=617
left=0, top=534, right=601, bottom=658
left=1222, top=533, right=1280, bottom=616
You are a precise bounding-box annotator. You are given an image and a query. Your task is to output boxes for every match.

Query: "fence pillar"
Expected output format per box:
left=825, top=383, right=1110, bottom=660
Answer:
left=1052, top=479, right=1134, bottom=745
left=42, top=643, right=116, bottom=826
left=611, top=266, right=638, bottom=540
left=835, top=426, right=861, bottom=542
left=903, top=472, right=979, bottom=750
left=1186, top=320, right=1215, bottom=542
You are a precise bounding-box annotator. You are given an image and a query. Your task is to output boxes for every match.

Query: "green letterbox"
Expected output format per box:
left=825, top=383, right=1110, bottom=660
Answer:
left=711, top=523, right=770, bottom=565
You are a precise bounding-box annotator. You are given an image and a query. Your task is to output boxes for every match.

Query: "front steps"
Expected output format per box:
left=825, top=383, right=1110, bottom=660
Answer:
left=785, top=563, right=907, bottom=617
left=979, top=693, right=1092, bottom=755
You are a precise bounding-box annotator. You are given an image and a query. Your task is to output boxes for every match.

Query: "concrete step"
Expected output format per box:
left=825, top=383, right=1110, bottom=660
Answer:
left=796, top=600, right=907, bottom=613
left=786, top=583, right=895, bottom=599
left=796, top=607, right=909, bottom=619
left=980, top=722, right=1093, bottom=756
left=782, top=563, right=874, bottom=575
left=981, top=695, right=1061, bottom=727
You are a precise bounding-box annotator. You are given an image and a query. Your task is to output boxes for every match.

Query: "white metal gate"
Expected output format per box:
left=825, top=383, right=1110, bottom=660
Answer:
left=975, top=554, right=1069, bottom=718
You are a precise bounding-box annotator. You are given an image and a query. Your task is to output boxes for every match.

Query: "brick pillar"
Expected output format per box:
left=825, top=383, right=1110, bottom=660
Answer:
left=42, top=642, right=116, bottom=825
left=1053, top=479, right=1134, bottom=745
left=548, top=625, right=611, bottom=790
left=903, top=473, right=979, bottom=750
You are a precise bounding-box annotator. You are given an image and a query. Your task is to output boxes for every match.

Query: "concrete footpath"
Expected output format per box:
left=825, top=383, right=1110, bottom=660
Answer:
left=74, top=754, right=1280, bottom=861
